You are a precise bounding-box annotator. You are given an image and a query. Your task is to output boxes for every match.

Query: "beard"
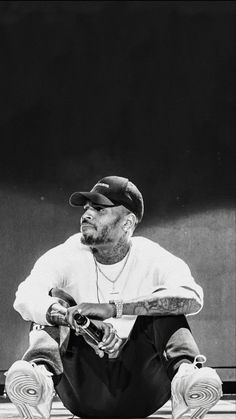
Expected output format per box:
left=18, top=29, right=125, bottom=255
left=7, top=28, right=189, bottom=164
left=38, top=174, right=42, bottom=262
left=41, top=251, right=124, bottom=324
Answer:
left=80, top=224, right=113, bottom=246
left=81, top=223, right=119, bottom=246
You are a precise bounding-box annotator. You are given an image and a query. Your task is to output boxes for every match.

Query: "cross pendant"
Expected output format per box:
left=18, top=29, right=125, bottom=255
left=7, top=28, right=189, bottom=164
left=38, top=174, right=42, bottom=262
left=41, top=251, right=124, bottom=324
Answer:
left=110, top=290, right=119, bottom=296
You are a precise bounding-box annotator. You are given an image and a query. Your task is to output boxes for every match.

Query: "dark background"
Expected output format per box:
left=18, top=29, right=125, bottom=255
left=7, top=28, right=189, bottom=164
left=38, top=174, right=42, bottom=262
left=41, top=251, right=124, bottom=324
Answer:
left=0, top=1, right=235, bottom=384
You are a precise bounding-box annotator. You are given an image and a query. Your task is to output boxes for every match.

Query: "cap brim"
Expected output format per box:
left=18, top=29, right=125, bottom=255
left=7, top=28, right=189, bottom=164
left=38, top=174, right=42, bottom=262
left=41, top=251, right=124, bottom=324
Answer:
left=69, top=192, right=115, bottom=207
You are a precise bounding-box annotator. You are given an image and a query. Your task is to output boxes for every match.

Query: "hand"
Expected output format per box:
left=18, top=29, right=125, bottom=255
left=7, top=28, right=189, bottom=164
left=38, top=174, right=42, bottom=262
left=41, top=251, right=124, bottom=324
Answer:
left=66, top=303, right=114, bottom=324
left=77, top=320, right=123, bottom=359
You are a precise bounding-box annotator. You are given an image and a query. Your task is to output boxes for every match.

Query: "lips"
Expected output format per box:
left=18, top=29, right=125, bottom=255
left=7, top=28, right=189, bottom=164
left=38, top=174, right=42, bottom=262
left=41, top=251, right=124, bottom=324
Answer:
left=81, top=222, right=95, bottom=230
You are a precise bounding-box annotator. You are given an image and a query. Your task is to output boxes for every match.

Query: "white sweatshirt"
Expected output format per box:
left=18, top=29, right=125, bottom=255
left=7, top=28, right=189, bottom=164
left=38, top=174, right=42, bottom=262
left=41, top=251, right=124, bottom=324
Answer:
left=14, top=234, right=203, bottom=338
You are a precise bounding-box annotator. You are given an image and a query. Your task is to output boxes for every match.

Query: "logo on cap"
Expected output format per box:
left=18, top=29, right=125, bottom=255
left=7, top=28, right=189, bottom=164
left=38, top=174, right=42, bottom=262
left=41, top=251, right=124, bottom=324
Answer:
left=94, top=182, right=110, bottom=189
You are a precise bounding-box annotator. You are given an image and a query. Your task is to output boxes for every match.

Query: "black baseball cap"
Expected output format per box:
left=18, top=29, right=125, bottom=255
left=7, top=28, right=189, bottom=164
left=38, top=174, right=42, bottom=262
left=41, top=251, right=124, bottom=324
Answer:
left=69, top=176, right=144, bottom=222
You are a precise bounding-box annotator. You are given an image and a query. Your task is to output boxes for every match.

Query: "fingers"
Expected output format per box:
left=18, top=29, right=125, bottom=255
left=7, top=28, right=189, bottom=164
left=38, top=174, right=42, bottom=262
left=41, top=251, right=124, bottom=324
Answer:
left=98, top=324, right=122, bottom=354
left=66, top=310, right=122, bottom=357
left=100, top=323, right=115, bottom=342
left=65, top=307, right=84, bottom=334
left=75, top=328, right=83, bottom=336
left=65, top=306, right=78, bottom=329
left=109, top=336, right=123, bottom=353
left=100, top=335, right=122, bottom=354
left=94, top=347, right=105, bottom=358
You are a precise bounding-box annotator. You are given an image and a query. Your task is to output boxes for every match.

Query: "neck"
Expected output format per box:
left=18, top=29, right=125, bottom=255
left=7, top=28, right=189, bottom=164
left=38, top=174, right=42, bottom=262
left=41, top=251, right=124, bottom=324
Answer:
left=91, top=238, right=131, bottom=264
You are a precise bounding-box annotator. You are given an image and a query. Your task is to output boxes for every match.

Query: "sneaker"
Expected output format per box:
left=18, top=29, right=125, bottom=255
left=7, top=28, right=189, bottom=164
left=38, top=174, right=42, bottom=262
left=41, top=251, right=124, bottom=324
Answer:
left=171, top=355, right=222, bottom=419
left=4, top=360, right=54, bottom=419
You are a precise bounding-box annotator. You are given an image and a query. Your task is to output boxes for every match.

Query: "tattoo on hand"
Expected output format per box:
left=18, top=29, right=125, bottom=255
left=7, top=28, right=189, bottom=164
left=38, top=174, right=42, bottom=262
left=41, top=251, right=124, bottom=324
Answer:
left=46, top=301, right=69, bottom=326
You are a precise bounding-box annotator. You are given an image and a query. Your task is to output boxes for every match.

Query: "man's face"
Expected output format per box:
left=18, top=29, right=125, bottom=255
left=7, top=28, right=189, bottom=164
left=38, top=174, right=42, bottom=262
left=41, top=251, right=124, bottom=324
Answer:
left=80, top=201, right=127, bottom=247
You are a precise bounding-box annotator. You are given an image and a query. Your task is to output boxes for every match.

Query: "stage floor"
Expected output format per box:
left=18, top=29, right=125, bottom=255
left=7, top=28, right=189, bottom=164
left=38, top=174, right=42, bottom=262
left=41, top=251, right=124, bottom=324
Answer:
left=0, top=398, right=235, bottom=419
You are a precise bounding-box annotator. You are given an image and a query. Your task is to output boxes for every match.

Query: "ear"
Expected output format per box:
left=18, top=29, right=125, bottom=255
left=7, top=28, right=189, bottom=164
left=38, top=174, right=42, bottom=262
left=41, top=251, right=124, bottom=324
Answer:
left=123, top=213, right=136, bottom=232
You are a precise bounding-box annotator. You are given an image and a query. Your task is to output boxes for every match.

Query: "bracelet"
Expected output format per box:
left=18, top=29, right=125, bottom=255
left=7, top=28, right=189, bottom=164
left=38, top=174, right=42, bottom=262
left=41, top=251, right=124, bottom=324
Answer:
left=109, top=300, right=123, bottom=318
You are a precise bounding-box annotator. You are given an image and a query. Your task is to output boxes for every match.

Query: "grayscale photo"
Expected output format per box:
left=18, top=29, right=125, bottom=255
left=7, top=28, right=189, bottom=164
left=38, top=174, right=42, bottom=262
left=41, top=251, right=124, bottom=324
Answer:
left=0, top=2, right=235, bottom=418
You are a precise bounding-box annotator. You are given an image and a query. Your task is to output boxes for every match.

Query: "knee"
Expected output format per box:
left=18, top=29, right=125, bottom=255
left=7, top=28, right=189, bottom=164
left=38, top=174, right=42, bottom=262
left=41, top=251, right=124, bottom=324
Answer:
left=29, top=324, right=61, bottom=347
left=150, top=315, right=193, bottom=351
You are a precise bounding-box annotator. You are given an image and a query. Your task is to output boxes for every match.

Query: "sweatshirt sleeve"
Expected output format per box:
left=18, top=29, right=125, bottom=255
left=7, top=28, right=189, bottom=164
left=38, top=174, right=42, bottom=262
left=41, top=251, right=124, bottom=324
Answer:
left=13, top=248, right=66, bottom=325
left=158, top=256, right=204, bottom=315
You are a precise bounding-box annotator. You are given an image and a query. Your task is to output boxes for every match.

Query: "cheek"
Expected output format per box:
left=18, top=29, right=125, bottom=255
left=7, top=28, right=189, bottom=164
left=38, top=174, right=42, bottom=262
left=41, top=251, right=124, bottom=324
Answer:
left=97, top=224, right=114, bottom=240
left=107, top=222, right=123, bottom=238
left=99, top=224, right=110, bottom=237
left=98, top=214, right=124, bottom=237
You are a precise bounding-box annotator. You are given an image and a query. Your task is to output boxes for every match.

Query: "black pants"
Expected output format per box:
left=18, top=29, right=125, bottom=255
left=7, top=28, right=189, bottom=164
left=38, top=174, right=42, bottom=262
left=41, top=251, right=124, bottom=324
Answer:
left=23, top=290, right=200, bottom=418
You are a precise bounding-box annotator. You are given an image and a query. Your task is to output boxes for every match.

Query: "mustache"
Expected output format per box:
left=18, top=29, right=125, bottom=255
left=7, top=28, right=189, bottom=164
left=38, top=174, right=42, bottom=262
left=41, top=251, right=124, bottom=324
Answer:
left=81, top=219, right=96, bottom=227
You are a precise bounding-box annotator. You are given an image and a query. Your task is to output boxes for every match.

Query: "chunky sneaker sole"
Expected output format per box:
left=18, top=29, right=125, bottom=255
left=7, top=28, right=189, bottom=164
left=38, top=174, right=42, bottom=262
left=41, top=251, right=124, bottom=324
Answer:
left=182, top=367, right=222, bottom=418
left=172, top=355, right=223, bottom=419
left=5, top=360, right=54, bottom=419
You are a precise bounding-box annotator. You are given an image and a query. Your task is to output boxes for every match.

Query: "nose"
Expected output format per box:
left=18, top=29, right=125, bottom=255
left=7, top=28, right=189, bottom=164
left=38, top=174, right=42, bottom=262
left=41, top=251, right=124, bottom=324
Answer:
left=81, top=205, right=94, bottom=223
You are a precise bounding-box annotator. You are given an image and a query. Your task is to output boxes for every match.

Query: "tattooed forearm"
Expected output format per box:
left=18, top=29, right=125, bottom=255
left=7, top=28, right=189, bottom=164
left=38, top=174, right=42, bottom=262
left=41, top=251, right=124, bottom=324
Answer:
left=123, top=297, right=201, bottom=316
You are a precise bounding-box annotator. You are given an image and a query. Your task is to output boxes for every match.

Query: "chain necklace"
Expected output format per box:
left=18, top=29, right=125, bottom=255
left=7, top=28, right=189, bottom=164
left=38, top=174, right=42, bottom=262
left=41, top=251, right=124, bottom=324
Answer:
left=93, top=245, right=132, bottom=302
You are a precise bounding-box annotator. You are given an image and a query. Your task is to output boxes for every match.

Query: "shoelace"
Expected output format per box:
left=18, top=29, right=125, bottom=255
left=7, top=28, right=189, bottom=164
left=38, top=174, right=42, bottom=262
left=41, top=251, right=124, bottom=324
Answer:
left=193, top=354, right=207, bottom=368
left=31, top=363, right=53, bottom=377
